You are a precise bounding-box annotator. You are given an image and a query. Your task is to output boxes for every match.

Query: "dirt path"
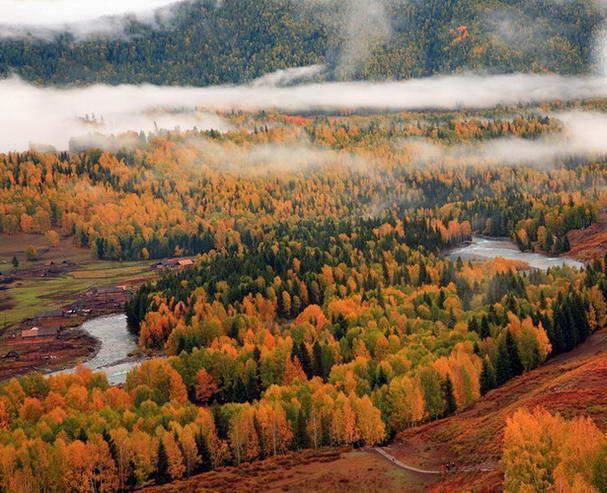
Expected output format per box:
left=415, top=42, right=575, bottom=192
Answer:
left=373, top=447, right=442, bottom=475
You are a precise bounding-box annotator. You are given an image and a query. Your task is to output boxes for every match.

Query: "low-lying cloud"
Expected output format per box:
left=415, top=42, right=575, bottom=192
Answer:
left=6, top=68, right=607, bottom=152
left=406, top=112, right=607, bottom=167
left=182, top=139, right=368, bottom=176
left=0, top=0, right=189, bottom=40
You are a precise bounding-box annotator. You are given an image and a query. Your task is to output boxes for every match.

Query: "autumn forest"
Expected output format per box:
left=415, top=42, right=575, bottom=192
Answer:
left=2, top=0, right=607, bottom=492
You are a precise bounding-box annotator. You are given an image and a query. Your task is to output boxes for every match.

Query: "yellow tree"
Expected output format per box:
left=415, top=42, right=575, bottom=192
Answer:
left=387, top=375, right=425, bottom=431
left=255, top=402, right=293, bottom=456
left=229, top=406, right=260, bottom=464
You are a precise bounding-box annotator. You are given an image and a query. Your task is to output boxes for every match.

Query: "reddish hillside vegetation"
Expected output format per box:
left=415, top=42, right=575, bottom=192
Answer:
left=394, top=328, right=607, bottom=491
left=568, top=209, right=607, bottom=260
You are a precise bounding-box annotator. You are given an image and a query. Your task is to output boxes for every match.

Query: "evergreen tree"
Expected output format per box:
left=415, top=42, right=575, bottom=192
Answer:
left=468, top=316, right=479, bottom=334
left=297, top=343, right=314, bottom=379
left=376, top=365, right=388, bottom=388
left=480, top=316, right=491, bottom=339
left=156, top=440, right=170, bottom=483
left=295, top=408, right=308, bottom=450
left=480, top=356, right=497, bottom=395
left=506, top=330, right=524, bottom=377
left=195, top=431, right=212, bottom=472
left=312, top=340, right=323, bottom=378
left=442, top=376, right=457, bottom=416
left=495, top=336, right=512, bottom=386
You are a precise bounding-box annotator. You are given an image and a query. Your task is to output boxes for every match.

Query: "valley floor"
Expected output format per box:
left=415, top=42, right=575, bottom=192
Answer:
left=0, top=233, right=154, bottom=379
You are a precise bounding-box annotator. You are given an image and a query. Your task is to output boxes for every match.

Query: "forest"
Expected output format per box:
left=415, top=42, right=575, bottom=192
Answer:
left=0, top=108, right=606, bottom=491
left=0, top=0, right=602, bottom=86
left=3, top=0, right=607, bottom=489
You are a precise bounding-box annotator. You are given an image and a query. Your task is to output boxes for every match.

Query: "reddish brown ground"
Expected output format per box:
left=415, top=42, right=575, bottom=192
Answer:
left=0, top=233, right=153, bottom=380
left=568, top=209, right=607, bottom=260
left=0, top=288, right=134, bottom=380
left=144, top=448, right=438, bottom=493
left=0, top=330, right=98, bottom=380
left=395, top=328, right=607, bottom=491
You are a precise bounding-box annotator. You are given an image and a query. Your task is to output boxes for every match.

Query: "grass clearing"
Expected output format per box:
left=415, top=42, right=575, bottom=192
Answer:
left=0, top=233, right=155, bottom=328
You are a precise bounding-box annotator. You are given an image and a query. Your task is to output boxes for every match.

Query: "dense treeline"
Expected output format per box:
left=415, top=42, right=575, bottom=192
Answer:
left=0, top=111, right=601, bottom=260
left=2, top=217, right=607, bottom=490
left=0, top=0, right=602, bottom=86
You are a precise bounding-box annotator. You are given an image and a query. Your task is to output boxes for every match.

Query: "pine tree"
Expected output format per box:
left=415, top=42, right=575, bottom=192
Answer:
left=480, top=357, right=497, bottom=395
left=312, top=340, right=323, bottom=377
left=156, top=440, right=170, bottom=483
left=468, top=317, right=479, bottom=334
left=295, top=408, right=308, bottom=450
left=495, top=336, right=512, bottom=386
left=376, top=365, right=388, bottom=388
left=195, top=431, right=211, bottom=472
left=506, top=330, right=523, bottom=377
left=480, top=316, right=491, bottom=339
left=298, top=343, right=313, bottom=379
left=442, top=376, right=457, bottom=416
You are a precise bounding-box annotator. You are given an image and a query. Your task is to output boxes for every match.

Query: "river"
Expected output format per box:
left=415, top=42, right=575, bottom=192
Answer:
left=448, top=236, right=585, bottom=270
left=55, top=237, right=581, bottom=385
left=52, top=314, right=139, bottom=385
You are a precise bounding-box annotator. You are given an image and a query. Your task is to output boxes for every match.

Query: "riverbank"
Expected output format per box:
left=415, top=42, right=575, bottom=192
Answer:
left=0, top=288, right=131, bottom=381
left=448, top=236, right=584, bottom=270
left=0, top=233, right=159, bottom=380
left=49, top=314, right=145, bottom=385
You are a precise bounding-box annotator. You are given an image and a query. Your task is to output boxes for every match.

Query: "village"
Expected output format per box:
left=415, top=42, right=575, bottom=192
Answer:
left=0, top=245, right=196, bottom=380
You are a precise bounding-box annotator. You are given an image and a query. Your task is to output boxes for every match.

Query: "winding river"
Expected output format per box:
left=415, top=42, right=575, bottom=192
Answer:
left=54, top=314, right=139, bottom=385
left=56, top=237, right=584, bottom=384
left=448, top=236, right=585, bottom=270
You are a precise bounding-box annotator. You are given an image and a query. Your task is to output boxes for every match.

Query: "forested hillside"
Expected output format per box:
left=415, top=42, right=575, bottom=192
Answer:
left=0, top=0, right=602, bottom=86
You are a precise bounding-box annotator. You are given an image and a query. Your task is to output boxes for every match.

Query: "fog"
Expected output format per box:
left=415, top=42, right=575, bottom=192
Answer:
left=5, top=69, right=607, bottom=152
left=332, top=0, right=392, bottom=79
left=406, top=112, right=607, bottom=167
left=0, top=76, right=231, bottom=151
left=0, top=0, right=189, bottom=39
left=182, top=140, right=368, bottom=175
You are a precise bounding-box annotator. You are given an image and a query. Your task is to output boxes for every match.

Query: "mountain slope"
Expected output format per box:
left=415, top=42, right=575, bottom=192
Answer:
left=394, top=327, right=607, bottom=491
left=0, top=0, right=602, bottom=86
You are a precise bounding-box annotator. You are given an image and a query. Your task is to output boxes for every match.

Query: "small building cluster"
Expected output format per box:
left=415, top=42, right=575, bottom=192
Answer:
left=153, top=257, right=194, bottom=270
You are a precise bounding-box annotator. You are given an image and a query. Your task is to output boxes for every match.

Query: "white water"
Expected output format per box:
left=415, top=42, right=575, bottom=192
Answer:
left=52, top=314, right=139, bottom=385
left=449, top=236, right=585, bottom=270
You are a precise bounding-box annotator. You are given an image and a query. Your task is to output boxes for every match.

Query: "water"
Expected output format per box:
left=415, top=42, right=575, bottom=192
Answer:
left=52, top=314, right=139, bottom=385
left=448, top=236, right=585, bottom=270
left=53, top=237, right=581, bottom=385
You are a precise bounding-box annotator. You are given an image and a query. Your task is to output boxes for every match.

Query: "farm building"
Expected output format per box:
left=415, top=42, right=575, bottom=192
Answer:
left=20, top=327, right=58, bottom=339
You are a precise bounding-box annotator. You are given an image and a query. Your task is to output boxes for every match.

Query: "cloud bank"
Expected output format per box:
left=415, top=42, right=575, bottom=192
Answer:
left=405, top=112, right=607, bottom=168
left=5, top=68, right=607, bottom=152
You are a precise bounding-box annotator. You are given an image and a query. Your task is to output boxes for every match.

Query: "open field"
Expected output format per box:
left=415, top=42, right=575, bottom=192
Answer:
left=144, top=448, right=438, bottom=493
left=0, top=233, right=154, bottom=329
left=0, top=233, right=156, bottom=379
